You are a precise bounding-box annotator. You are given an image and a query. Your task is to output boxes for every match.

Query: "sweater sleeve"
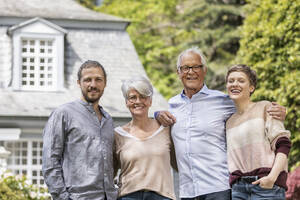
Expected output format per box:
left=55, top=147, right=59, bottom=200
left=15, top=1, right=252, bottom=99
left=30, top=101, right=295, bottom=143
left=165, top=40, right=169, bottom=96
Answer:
left=275, top=137, right=291, bottom=156
left=265, top=108, right=291, bottom=154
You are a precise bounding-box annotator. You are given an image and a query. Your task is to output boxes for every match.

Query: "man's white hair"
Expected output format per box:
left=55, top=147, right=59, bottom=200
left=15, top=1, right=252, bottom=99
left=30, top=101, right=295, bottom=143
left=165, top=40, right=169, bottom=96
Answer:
left=176, top=47, right=208, bottom=70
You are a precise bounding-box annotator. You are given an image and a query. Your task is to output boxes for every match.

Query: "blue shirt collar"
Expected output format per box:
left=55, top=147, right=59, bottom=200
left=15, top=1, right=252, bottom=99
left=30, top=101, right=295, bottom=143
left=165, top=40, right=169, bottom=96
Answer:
left=180, top=84, right=211, bottom=98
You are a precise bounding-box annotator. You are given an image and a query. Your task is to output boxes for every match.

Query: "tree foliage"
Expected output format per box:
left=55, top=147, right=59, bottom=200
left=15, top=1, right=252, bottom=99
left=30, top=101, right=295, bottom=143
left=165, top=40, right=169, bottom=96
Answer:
left=237, top=0, right=300, bottom=169
left=78, top=0, right=246, bottom=99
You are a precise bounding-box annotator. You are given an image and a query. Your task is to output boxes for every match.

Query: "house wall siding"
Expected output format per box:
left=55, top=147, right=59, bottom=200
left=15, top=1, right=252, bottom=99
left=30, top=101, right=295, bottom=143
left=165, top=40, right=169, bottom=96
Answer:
left=0, top=26, right=12, bottom=88
left=65, top=29, right=146, bottom=90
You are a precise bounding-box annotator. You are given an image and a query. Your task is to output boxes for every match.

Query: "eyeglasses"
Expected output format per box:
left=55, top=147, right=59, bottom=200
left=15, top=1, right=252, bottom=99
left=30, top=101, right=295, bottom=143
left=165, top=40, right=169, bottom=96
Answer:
left=179, top=65, right=204, bottom=73
left=127, top=94, right=149, bottom=103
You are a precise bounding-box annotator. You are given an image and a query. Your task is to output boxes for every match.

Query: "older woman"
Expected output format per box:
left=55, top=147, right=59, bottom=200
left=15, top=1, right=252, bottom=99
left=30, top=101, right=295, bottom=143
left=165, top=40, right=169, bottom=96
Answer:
left=225, top=64, right=292, bottom=200
left=114, top=76, right=177, bottom=200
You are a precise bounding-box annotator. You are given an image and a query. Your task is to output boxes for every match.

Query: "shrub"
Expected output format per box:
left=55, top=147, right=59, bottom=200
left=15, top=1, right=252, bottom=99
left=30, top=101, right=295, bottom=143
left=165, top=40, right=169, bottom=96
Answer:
left=0, top=172, right=50, bottom=200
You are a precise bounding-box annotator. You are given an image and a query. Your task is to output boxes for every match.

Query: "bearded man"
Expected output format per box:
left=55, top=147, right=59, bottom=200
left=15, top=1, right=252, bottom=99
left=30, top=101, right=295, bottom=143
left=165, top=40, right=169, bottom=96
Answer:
left=42, top=60, right=117, bottom=200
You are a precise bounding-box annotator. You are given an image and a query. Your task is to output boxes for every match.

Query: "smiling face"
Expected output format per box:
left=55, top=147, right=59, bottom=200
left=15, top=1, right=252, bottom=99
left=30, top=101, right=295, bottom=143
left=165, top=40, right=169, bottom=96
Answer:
left=177, top=52, right=207, bottom=98
left=126, top=89, right=152, bottom=117
left=226, top=71, right=255, bottom=102
left=77, top=67, right=106, bottom=104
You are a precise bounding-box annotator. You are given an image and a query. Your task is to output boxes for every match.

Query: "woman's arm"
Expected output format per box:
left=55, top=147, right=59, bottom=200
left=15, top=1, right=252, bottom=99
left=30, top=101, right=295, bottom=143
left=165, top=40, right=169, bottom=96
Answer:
left=252, top=152, right=287, bottom=188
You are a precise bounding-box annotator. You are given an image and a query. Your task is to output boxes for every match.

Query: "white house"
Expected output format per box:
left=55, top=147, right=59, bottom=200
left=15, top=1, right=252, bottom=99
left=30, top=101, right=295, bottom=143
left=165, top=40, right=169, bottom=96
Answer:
left=0, top=0, right=168, bottom=187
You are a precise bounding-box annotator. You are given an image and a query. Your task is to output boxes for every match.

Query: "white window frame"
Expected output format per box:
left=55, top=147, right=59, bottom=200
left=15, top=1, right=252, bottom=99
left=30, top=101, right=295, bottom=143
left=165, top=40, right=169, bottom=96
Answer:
left=10, top=18, right=66, bottom=91
left=3, top=139, right=45, bottom=188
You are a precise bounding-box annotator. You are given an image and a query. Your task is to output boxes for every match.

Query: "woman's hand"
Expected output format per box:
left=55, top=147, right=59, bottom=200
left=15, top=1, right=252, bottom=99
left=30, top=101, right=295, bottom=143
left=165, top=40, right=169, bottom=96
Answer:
left=252, top=175, right=276, bottom=189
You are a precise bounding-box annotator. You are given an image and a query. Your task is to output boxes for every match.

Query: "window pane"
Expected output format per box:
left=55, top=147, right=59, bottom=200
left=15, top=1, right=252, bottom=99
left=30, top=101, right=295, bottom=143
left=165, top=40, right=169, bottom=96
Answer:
left=33, top=142, right=37, bottom=148
left=20, top=38, right=57, bottom=90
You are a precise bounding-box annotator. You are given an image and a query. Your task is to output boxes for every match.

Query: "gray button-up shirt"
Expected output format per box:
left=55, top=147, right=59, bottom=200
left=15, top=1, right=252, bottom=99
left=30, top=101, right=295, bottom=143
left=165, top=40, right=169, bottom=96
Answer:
left=169, top=85, right=236, bottom=198
left=42, top=99, right=117, bottom=200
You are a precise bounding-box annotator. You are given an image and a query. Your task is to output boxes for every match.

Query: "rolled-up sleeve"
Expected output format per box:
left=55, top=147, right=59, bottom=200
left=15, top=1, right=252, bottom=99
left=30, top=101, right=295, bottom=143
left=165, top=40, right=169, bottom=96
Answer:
left=265, top=112, right=291, bottom=155
left=42, top=110, right=69, bottom=200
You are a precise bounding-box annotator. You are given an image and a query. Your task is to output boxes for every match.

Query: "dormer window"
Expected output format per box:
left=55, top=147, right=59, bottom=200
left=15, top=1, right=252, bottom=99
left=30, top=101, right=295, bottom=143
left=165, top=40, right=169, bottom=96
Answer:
left=9, top=18, right=67, bottom=91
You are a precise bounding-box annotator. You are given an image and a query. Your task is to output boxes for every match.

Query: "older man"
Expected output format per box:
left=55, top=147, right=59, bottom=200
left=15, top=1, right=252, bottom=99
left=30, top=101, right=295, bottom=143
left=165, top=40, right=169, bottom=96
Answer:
left=156, top=47, right=285, bottom=200
left=42, top=60, right=117, bottom=200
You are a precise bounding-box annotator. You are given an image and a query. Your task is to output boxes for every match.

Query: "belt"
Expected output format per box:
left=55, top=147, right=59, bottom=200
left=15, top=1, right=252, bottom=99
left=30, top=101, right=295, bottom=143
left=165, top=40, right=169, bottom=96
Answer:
left=239, top=176, right=259, bottom=183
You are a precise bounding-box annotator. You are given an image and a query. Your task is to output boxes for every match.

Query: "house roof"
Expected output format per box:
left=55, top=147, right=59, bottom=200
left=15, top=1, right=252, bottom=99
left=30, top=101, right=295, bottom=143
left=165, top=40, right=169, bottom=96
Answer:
left=0, top=0, right=127, bottom=23
left=0, top=16, right=168, bottom=119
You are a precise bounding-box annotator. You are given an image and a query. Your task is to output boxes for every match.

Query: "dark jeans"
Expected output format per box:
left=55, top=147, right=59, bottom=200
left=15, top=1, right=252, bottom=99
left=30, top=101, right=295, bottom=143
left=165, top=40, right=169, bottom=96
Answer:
left=232, top=181, right=285, bottom=200
left=181, top=189, right=231, bottom=200
left=118, top=190, right=171, bottom=200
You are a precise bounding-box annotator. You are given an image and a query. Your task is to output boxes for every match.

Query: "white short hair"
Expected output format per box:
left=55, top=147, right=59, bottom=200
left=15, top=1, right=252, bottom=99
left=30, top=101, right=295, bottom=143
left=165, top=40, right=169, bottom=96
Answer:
left=121, top=76, right=153, bottom=99
left=176, top=47, right=208, bottom=70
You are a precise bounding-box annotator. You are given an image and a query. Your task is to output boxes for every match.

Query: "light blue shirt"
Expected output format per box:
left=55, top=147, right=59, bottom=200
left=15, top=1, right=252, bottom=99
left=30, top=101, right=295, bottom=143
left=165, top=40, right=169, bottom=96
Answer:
left=169, top=85, right=236, bottom=198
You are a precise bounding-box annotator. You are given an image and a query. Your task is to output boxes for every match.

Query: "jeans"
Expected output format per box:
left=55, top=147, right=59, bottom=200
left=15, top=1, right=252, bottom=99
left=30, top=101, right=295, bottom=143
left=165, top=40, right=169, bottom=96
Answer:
left=118, top=190, right=171, bottom=200
left=181, top=189, right=231, bottom=200
left=232, top=180, right=285, bottom=200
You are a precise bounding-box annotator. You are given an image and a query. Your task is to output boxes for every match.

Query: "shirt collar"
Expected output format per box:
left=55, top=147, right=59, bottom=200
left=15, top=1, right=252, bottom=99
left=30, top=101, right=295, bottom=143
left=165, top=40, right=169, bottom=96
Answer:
left=180, top=84, right=211, bottom=98
left=77, top=99, right=108, bottom=118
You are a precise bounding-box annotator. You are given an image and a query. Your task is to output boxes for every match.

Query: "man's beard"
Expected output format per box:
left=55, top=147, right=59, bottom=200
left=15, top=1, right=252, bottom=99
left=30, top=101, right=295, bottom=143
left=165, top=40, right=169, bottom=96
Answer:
left=81, top=89, right=102, bottom=103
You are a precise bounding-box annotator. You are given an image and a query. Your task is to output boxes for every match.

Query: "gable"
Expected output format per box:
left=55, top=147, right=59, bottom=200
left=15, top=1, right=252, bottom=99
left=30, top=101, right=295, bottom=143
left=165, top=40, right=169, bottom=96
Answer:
left=8, top=17, right=67, bottom=35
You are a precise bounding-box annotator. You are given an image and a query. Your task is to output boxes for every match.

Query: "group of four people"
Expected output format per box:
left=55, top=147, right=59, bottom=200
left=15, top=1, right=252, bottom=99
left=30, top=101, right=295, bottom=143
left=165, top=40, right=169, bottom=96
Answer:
left=42, top=47, right=291, bottom=200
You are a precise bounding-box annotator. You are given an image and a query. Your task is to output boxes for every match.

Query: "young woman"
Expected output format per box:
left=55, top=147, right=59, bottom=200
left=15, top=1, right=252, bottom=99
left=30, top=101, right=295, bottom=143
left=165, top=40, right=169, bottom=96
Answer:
left=114, top=76, right=177, bottom=200
left=225, top=64, right=291, bottom=200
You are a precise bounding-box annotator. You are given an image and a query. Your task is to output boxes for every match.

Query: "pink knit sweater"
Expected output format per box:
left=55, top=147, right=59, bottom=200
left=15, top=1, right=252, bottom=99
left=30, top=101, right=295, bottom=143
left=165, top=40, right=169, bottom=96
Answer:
left=226, top=101, right=291, bottom=189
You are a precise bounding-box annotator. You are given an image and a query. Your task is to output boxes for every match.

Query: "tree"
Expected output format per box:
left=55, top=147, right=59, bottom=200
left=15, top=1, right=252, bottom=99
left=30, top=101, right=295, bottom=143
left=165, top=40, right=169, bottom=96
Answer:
left=78, top=0, right=246, bottom=99
left=237, top=0, right=300, bottom=169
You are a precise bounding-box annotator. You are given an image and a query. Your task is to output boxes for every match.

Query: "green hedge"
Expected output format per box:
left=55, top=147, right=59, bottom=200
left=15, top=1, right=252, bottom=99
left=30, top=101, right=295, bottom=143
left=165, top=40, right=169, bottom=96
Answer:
left=237, top=0, right=300, bottom=169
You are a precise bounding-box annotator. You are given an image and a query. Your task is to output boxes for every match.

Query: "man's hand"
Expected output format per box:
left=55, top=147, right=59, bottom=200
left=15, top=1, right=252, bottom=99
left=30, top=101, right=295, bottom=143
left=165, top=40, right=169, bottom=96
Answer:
left=267, top=102, right=286, bottom=121
left=156, top=111, right=176, bottom=127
